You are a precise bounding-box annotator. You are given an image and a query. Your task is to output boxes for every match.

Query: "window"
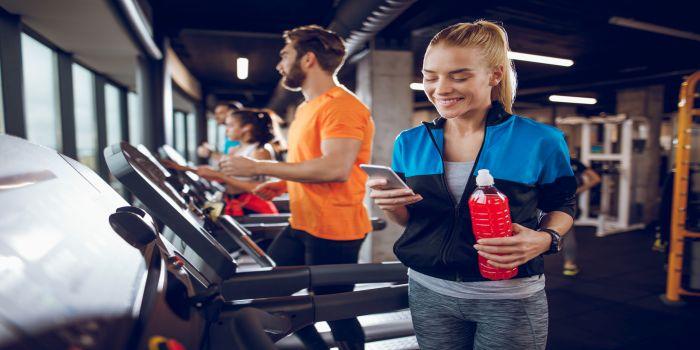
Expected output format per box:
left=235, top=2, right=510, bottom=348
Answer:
left=207, top=118, right=217, bottom=151
left=21, top=34, right=61, bottom=150
left=174, top=110, right=186, bottom=157
left=187, top=112, right=197, bottom=161
left=216, top=124, right=226, bottom=154
left=72, top=64, right=97, bottom=170
left=104, top=84, right=122, bottom=147
left=128, top=92, right=143, bottom=146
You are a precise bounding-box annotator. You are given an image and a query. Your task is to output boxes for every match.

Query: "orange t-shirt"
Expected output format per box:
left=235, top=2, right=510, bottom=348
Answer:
left=286, top=86, right=375, bottom=240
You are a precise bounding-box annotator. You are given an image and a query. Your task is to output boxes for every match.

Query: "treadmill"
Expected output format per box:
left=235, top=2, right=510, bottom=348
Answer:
left=105, top=142, right=414, bottom=348
left=156, top=144, right=388, bottom=245
left=0, top=135, right=412, bottom=349
left=0, top=135, right=205, bottom=350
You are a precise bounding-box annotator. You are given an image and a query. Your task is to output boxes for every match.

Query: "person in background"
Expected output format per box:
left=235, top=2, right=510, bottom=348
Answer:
left=196, top=108, right=281, bottom=216
left=220, top=25, right=374, bottom=350
left=197, top=101, right=244, bottom=162
left=562, top=156, right=601, bottom=276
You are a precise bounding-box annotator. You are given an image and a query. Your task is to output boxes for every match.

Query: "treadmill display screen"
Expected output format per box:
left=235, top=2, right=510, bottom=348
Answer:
left=105, top=142, right=237, bottom=281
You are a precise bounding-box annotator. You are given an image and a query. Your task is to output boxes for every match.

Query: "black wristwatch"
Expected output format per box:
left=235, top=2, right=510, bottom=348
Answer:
left=539, top=228, right=562, bottom=255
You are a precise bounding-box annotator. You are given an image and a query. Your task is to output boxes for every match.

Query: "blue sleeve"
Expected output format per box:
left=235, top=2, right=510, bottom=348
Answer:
left=537, top=133, right=577, bottom=218
left=391, top=134, right=406, bottom=181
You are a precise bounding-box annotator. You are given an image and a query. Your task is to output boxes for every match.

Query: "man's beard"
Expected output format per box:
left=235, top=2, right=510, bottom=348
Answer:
left=281, top=59, right=306, bottom=91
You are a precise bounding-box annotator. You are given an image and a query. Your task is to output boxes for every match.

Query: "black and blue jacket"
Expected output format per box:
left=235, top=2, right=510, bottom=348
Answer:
left=391, top=102, right=576, bottom=282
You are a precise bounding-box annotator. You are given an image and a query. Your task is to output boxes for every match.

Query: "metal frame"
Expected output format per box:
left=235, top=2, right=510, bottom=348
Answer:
left=556, top=114, right=646, bottom=236
left=0, top=10, right=25, bottom=137
left=119, top=86, right=130, bottom=143
left=57, top=51, right=77, bottom=159
left=664, top=70, right=700, bottom=303
left=95, top=75, right=108, bottom=178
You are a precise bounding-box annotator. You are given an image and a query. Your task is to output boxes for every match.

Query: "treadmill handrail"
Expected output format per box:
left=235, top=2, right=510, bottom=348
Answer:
left=220, top=262, right=407, bottom=300
left=221, top=285, right=409, bottom=341
left=218, top=215, right=276, bottom=268
left=227, top=307, right=288, bottom=350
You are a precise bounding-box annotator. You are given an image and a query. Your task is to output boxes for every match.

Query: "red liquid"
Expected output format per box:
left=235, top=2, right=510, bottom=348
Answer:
left=468, top=185, right=517, bottom=280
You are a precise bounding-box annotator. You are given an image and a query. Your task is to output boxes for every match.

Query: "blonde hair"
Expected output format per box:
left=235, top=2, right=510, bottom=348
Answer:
left=429, top=20, right=517, bottom=113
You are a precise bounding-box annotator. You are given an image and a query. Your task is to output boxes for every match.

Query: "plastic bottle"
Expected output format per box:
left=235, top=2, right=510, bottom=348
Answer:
left=468, top=169, right=517, bottom=280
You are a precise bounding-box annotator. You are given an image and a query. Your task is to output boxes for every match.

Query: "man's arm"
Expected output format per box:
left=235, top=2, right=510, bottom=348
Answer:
left=576, top=168, right=601, bottom=194
left=220, top=138, right=362, bottom=183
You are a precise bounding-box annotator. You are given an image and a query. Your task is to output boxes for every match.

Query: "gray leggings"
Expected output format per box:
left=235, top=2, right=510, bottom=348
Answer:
left=408, top=279, right=549, bottom=350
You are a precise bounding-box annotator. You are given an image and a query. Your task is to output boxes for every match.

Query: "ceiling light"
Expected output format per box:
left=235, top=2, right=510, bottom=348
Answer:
left=410, top=83, right=424, bottom=91
left=508, top=51, right=573, bottom=67
left=549, top=95, right=597, bottom=105
left=237, top=57, right=249, bottom=80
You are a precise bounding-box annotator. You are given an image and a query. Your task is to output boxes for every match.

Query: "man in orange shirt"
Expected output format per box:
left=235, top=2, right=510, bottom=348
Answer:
left=221, top=25, right=374, bottom=350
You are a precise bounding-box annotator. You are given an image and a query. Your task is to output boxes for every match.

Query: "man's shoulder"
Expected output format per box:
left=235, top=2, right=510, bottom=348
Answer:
left=325, top=86, right=370, bottom=115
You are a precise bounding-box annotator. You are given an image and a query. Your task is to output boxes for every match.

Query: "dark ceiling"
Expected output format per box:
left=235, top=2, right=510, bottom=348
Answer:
left=150, top=0, right=700, bottom=115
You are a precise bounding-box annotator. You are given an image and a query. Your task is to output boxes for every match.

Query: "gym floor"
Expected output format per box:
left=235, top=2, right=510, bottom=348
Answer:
left=545, top=227, right=700, bottom=349
left=317, top=226, right=700, bottom=350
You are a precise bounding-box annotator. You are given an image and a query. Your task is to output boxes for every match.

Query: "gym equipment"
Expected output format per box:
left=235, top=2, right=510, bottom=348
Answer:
left=663, top=70, right=700, bottom=304
left=0, top=135, right=412, bottom=349
left=105, top=141, right=414, bottom=348
left=156, top=144, right=387, bottom=248
left=556, top=114, right=646, bottom=236
left=0, top=134, right=202, bottom=349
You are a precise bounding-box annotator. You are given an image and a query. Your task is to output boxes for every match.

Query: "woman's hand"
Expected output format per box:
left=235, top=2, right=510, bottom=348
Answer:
left=473, top=224, right=552, bottom=269
left=253, top=180, right=288, bottom=200
left=196, top=166, right=223, bottom=181
left=160, top=159, right=195, bottom=172
left=367, top=178, right=422, bottom=212
left=197, top=142, right=213, bottom=158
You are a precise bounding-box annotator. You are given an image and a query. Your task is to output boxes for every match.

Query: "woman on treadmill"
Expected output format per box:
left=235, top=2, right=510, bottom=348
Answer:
left=197, top=108, right=282, bottom=216
left=367, top=21, right=576, bottom=349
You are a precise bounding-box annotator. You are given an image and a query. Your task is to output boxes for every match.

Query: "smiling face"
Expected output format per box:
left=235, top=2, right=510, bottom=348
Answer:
left=276, top=42, right=306, bottom=91
left=422, top=44, right=502, bottom=119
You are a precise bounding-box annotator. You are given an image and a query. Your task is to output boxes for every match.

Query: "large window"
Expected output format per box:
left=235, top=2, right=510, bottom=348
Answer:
left=72, top=64, right=97, bottom=170
left=217, top=124, right=226, bottom=154
left=187, top=112, right=197, bottom=161
left=21, top=34, right=61, bottom=150
left=104, top=84, right=122, bottom=147
left=128, top=92, right=143, bottom=146
left=207, top=118, right=217, bottom=148
left=174, top=110, right=186, bottom=157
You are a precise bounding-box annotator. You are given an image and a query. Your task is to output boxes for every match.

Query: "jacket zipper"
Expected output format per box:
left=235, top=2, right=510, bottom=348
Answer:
left=422, top=122, right=487, bottom=272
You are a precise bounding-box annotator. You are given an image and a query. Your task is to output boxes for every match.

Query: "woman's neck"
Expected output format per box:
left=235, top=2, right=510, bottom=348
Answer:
left=446, top=104, right=489, bottom=136
left=238, top=139, right=256, bottom=148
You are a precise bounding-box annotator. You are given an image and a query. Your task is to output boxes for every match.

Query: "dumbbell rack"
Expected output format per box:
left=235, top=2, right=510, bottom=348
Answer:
left=663, top=70, right=700, bottom=304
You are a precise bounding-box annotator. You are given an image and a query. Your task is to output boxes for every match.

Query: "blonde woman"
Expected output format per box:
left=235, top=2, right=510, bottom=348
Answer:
left=368, top=21, right=576, bottom=349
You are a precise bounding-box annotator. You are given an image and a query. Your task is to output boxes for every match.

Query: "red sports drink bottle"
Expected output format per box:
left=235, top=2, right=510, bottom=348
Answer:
left=468, top=169, right=518, bottom=280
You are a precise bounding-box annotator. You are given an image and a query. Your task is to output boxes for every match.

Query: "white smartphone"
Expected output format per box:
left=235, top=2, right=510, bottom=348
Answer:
left=360, top=164, right=410, bottom=189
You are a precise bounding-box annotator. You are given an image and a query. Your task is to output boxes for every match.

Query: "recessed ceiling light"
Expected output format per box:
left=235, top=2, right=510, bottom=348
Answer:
left=549, top=95, right=597, bottom=104
left=237, top=57, right=248, bottom=80
left=508, top=51, right=574, bottom=67
left=409, top=83, right=424, bottom=91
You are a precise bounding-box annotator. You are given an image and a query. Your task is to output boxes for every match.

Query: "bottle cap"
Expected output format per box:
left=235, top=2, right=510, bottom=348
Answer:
left=476, top=169, right=494, bottom=186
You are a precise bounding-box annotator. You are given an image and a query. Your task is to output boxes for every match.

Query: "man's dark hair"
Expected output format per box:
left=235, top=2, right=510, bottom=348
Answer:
left=283, top=25, right=346, bottom=74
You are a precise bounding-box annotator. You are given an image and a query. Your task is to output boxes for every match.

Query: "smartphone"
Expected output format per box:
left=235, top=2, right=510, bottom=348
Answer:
left=360, top=164, right=410, bottom=189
